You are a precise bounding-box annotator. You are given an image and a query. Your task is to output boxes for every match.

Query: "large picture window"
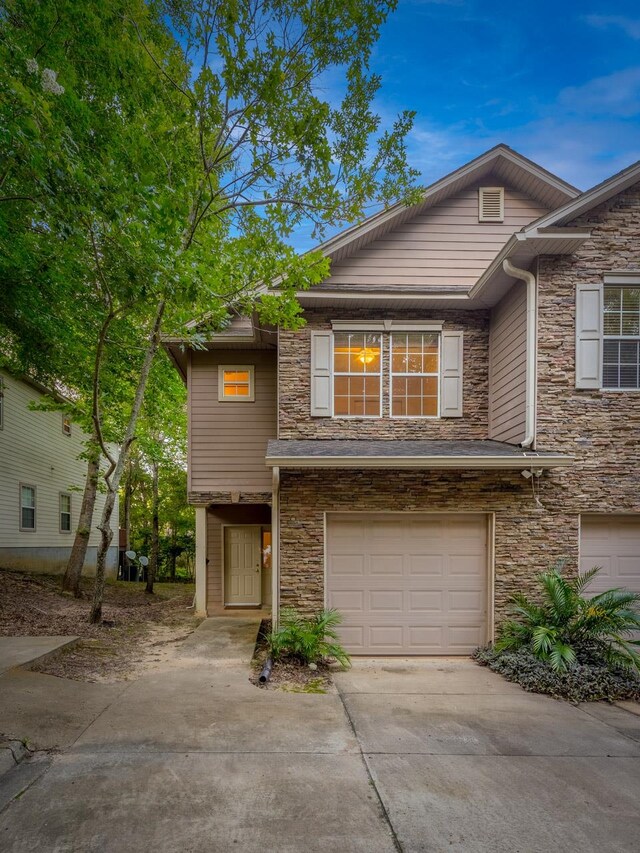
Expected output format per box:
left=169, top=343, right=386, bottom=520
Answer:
left=391, top=333, right=439, bottom=417
left=333, top=332, right=382, bottom=417
left=603, top=286, right=640, bottom=389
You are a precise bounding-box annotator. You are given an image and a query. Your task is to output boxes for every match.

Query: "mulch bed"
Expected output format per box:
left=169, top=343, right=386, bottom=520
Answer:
left=249, top=619, right=335, bottom=692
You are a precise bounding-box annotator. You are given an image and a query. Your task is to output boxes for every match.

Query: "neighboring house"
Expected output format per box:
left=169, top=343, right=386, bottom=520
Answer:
left=166, top=144, right=640, bottom=656
left=0, top=371, right=118, bottom=577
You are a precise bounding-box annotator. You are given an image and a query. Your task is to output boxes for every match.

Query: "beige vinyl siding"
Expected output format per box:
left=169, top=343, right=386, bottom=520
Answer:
left=488, top=284, right=527, bottom=443
left=190, top=350, right=276, bottom=492
left=327, top=185, right=548, bottom=288
left=206, top=505, right=271, bottom=611
left=0, top=371, right=116, bottom=549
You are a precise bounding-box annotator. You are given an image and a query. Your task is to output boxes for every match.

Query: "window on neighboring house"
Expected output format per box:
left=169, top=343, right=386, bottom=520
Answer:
left=603, top=286, right=640, bottom=389
left=333, top=332, right=382, bottom=417
left=60, top=493, right=72, bottom=533
left=62, top=416, right=72, bottom=436
left=0, top=377, right=4, bottom=429
left=218, top=365, right=255, bottom=401
left=390, top=333, right=440, bottom=417
left=20, top=484, right=36, bottom=531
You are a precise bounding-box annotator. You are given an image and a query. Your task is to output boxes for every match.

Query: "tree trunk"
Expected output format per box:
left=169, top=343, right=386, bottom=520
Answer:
left=123, top=459, right=133, bottom=581
left=169, top=524, right=177, bottom=582
left=146, top=459, right=159, bottom=594
left=89, top=300, right=165, bottom=624
left=62, top=438, right=100, bottom=597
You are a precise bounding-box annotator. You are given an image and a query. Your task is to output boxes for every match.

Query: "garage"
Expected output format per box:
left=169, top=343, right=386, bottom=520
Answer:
left=580, top=515, right=640, bottom=595
left=326, top=513, right=489, bottom=655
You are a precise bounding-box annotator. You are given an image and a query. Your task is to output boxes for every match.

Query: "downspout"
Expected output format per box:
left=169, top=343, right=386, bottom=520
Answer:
left=271, top=466, right=280, bottom=627
left=502, top=258, right=537, bottom=449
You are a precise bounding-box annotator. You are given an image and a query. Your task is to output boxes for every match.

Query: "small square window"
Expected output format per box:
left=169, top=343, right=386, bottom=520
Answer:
left=218, top=365, right=255, bottom=402
left=62, top=416, right=72, bottom=436
left=20, top=484, right=36, bottom=531
left=60, top=493, right=72, bottom=533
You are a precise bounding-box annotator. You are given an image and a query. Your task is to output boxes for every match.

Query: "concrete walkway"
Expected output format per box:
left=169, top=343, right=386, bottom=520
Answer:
left=1, top=636, right=639, bottom=851
left=0, top=636, right=77, bottom=675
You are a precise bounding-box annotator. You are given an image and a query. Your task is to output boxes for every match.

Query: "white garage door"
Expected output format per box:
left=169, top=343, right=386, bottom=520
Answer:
left=580, top=515, right=640, bottom=595
left=326, top=513, right=488, bottom=655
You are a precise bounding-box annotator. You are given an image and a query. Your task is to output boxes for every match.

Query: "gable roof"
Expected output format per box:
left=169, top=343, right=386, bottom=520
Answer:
left=521, top=157, right=640, bottom=232
left=314, top=144, right=579, bottom=267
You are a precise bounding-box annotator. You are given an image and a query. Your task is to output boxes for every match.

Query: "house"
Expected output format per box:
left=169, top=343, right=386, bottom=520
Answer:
left=165, top=144, right=640, bottom=655
left=0, top=371, right=119, bottom=577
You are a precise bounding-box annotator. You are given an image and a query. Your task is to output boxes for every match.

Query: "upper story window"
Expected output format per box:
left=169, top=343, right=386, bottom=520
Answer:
left=603, top=286, right=640, bottom=389
left=218, top=365, right=255, bottom=401
left=62, top=416, right=72, bottom=436
left=333, top=333, right=382, bottom=417
left=20, top=484, right=36, bottom=531
left=391, top=333, right=440, bottom=418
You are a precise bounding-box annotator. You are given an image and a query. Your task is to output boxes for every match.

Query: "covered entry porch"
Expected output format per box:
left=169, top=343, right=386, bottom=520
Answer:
left=194, top=503, right=272, bottom=617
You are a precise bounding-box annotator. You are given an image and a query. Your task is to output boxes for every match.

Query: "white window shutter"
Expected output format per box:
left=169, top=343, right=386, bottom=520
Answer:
left=440, top=331, right=463, bottom=417
left=310, top=331, right=332, bottom=416
left=575, top=283, right=602, bottom=389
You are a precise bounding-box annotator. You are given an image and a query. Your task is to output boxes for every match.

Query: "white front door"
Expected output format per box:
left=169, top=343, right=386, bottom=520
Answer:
left=225, top=526, right=261, bottom=606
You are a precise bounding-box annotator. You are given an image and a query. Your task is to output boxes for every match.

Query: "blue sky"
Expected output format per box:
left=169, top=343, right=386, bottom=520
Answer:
left=294, top=0, right=640, bottom=249
left=373, top=0, right=640, bottom=189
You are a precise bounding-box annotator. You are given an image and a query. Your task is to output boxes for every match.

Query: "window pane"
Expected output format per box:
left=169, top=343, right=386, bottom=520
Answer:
left=21, top=486, right=35, bottom=509
left=622, top=288, right=640, bottom=310
left=622, top=313, right=640, bottom=336
left=22, top=507, right=35, bottom=529
left=225, top=384, right=249, bottom=396
left=390, top=333, right=439, bottom=416
left=61, top=494, right=71, bottom=513
left=333, top=332, right=380, bottom=415
left=603, top=314, right=621, bottom=335
left=224, top=370, right=249, bottom=382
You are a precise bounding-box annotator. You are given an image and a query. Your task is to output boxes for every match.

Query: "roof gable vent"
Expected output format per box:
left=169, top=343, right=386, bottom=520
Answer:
left=479, top=186, right=504, bottom=222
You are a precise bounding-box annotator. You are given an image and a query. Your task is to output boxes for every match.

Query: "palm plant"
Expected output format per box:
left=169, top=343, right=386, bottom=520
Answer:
left=268, top=607, right=351, bottom=669
left=496, top=564, right=640, bottom=672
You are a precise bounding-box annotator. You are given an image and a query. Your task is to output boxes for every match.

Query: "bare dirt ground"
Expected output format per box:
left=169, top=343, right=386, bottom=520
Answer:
left=0, top=569, right=201, bottom=683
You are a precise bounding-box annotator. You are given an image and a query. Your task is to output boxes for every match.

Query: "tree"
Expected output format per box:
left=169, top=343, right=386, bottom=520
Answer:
left=1, top=0, right=419, bottom=622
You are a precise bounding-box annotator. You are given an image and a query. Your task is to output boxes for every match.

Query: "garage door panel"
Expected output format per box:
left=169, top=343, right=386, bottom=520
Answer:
left=331, top=555, right=365, bottom=576
left=330, top=590, right=364, bottom=611
left=581, top=516, right=640, bottom=595
left=369, top=590, right=403, bottom=611
left=408, top=555, right=444, bottom=575
left=370, top=555, right=404, bottom=574
left=408, top=590, right=443, bottom=611
left=408, top=626, right=445, bottom=648
left=327, top=513, right=487, bottom=655
left=369, top=625, right=404, bottom=648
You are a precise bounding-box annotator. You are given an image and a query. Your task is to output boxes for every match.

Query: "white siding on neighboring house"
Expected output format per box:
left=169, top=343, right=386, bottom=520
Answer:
left=0, top=371, right=118, bottom=575
left=327, top=185, right=549, bottom=288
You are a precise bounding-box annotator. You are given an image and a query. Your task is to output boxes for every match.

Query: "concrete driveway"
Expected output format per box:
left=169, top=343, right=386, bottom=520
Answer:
left=1, top=626, right=639, bottom=853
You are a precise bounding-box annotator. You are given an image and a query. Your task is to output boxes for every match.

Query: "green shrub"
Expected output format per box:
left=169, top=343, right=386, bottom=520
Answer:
left=474, top=645, right=640, bottom=703
left=267, top=607, right=351, bottom=669
left=495, top=563, right=640, bottom=672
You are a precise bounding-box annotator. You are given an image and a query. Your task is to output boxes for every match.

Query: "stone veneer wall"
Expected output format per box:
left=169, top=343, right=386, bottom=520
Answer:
left=278, top=308, right=490, bottom=439
left=279, top=468, right=578, bottom=623
left=536, top=181, right=640, bottom=513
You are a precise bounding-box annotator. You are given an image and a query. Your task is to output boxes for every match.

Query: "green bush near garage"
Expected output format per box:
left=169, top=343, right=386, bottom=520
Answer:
left=474, top=562, right=640, bottom=702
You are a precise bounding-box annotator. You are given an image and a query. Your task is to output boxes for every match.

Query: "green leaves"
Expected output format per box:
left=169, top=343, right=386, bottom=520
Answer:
left=496, top=562, right=640, bottom=673
left=267, top=607, right=351, bottom=669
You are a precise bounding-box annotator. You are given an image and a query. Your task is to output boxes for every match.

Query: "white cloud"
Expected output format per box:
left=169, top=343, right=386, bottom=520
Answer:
left=556, top=67, right=640, bottom=118
left=584, top=14, right=640, bottom=40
